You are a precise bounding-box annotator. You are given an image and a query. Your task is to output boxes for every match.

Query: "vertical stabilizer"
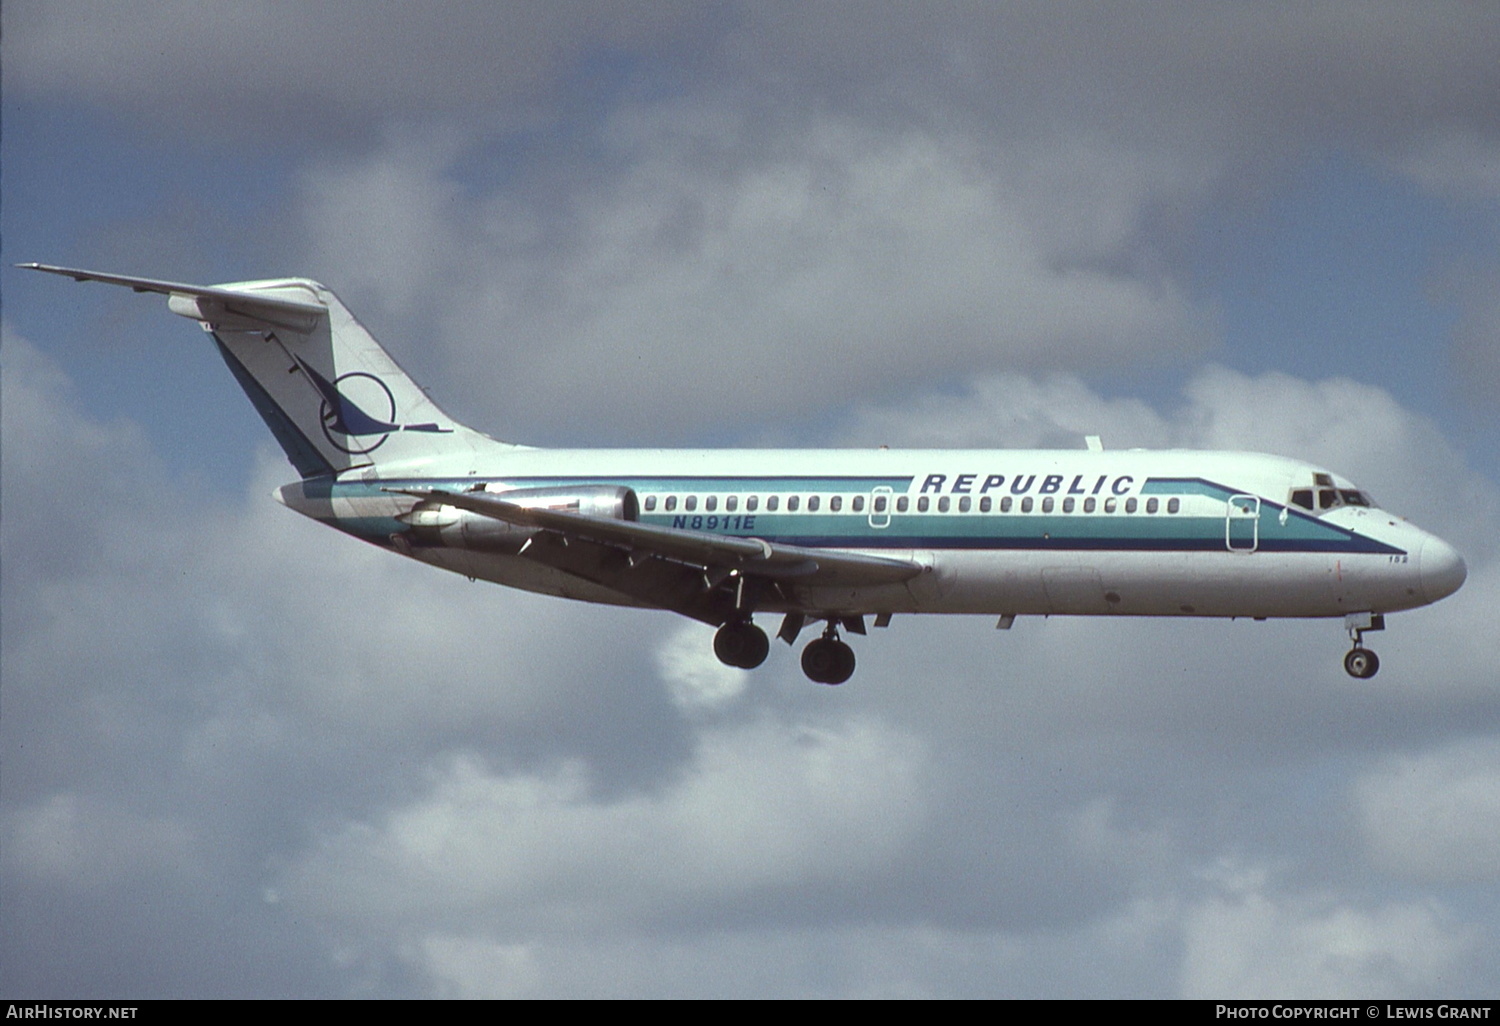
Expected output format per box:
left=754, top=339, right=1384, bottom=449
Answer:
left=20, top=264, right=510, bottom=477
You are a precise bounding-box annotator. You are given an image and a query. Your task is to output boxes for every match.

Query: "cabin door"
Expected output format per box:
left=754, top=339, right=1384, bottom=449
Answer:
left=1226, top=494, right=1260, bottom=552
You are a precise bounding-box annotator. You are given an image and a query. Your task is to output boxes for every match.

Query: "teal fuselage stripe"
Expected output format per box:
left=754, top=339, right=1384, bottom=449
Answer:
left=314, top=475, right=1405, bottom=556
left=1139, top=478, right=1238, bottom=499
left=640, top=514, right=1400, bottom=555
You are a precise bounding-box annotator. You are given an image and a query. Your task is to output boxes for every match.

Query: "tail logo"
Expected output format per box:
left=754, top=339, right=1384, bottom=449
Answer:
left=293, top=356, right=399, bottom=454
left=291, top=355, right=454, bottom=455
left=319, top=371, right=399, bottom=454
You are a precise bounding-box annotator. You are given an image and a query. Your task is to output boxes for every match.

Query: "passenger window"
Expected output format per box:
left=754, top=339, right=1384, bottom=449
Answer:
left=1290, top=489, right=1313, bottom=510
left=896, top=496, right=909, bottom=512
left=787, top=496, right=800, bottom=512
left=1104, top=497, right=1116, bottom=513
left=685, top=495, right=697, bottom=512
left=746, top=496, right=759, bottom=512
left=1021, top=497, right=1033, bottom=513
left=830, top=495, right=842, bottom=512
left=767, top=496, right=779, bottom=511
left=665, top=496, right=677, bottom=512
left=959, top=496, right=971, bottom=513
left=1062, top=497, right=1074, bottom=513
left=807, top=496, right=820, bottom=512
left=705, top=496, right=717, bottom=512
left=853, top=496, right=865, bottom=512
left=1000, top=496, right=1012, bottom=512
left=873, top=496, right=886, bottom=513
left=1125, top=498, right=1138, bottom=513
left=644, top=495, right=657, bottom=512
left=1167, top=497, right=1180, bottom=514
left=1146, top=498, right=1158, bottom=514
left=1083, top=497, right=1095, bottom=513
left=1041, top=497, right=1054, bottom=513
left=938, top=496, right=950, bottom=513
left=917, top=496, right=930, bottom=512
left=726, top=496, right=738, bottom=512
left=979, top=496, right=991, bottom=513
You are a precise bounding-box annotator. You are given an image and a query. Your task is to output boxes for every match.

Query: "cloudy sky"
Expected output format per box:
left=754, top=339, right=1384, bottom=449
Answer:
left=4, top=1, right=1499, bottom=998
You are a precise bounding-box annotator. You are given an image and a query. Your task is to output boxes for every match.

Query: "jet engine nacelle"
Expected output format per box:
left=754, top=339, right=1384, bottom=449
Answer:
left=495, top=484, right=641, bottom=522
left=401, top=484, right=639, bottom=553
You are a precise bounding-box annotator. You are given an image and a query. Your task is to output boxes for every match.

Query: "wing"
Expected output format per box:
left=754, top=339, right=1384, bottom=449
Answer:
left=397, top=487, right=921, bottom=623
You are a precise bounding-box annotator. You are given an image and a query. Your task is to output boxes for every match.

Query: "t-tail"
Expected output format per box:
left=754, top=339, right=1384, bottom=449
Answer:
left=18, top=263, right=508, bottom=477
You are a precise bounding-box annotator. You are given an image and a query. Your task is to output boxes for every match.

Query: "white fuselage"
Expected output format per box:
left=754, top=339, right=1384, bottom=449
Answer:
left=277, top=445, right=1465, bottom=622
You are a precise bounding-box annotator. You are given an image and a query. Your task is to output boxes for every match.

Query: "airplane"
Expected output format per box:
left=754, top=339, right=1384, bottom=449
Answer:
left=22, top=262, right=1468, bottom=685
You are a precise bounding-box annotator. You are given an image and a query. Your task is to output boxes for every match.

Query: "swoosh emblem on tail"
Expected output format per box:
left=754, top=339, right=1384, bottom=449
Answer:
left=293, top=356, right=400, bottom=435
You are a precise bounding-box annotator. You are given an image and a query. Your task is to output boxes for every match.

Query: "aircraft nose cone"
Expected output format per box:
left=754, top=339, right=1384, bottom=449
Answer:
left=1420, top=535, right=1467, bottom=604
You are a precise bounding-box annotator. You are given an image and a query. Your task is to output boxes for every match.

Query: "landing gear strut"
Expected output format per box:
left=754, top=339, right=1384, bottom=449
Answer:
left=713, top=620, right=770, bottom=669
left=801, top=625, right=856, bottom=685
left=1343, top=612, right=1384, bottom=679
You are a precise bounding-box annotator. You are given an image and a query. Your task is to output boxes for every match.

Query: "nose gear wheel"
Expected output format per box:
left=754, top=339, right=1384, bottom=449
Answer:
left=1344, top=647, right=1380, bottom=679
left=1342, top=613, right=1385, bottom=679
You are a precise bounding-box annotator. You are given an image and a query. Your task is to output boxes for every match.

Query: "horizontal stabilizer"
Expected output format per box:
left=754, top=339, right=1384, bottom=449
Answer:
left=18, top=263, right=327, bottom=333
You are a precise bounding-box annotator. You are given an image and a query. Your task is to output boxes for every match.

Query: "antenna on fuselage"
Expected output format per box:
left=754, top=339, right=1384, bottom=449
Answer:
left=1085, top=435, right=1104, bottom=451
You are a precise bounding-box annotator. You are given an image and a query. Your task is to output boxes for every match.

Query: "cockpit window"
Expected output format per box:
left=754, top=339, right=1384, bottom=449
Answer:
left=1292, top=481, right=1376, bottom=515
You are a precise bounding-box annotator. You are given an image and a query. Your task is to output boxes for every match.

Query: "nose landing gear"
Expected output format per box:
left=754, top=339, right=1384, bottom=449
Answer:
left=1343, top=612, right=1385, bottom=679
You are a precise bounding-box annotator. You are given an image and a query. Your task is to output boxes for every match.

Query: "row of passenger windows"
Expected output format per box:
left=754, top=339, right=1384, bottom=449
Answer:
left=642, top=494, right=1183, bottom=515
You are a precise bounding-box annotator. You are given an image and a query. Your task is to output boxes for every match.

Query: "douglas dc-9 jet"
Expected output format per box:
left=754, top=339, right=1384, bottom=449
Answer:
left=24, top=263, right=1467, bottom=684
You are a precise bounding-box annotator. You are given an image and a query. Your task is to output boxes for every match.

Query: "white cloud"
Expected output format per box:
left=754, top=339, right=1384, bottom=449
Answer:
left=419, top=935, right=544, bottom=999
left=5, top=793, right=203, bottom=891
left=656, top=622, right=749, bottom=712
left=367, top=114, right=1219, bottom=441
left=1356, top=739, right=1500, bottom=884
left=280, top=714, right=930, bottom=935
left=296, top=130, right=470, bottom=316
left=7, top=1, right=709, bottom=142
left=20, top=2, right=1500, bottom=447
left=1179, top=861, right=1474, bottom=998
left=25, top=0, right=1497, bottom=187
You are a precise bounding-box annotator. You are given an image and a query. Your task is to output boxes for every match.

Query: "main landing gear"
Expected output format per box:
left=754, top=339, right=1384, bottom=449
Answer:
left=801, top=626, right=856, bottom=686
left=711, top=615, right=860, bottom=684
left=713, top=620, right=770, bottom=669
left=1343, top=612, right=1384, bottom=679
